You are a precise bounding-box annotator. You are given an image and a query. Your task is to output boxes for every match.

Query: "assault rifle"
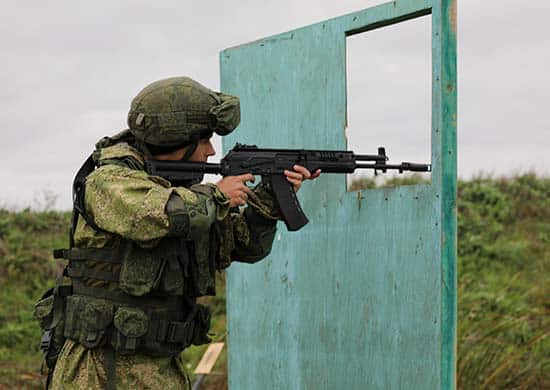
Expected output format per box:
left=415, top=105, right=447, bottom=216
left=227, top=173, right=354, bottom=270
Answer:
left=145, top=143, right=431, bottom=231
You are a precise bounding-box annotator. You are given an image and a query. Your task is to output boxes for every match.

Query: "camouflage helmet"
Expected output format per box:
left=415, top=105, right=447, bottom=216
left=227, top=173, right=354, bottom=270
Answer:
left=127, top=77, right=240, bottom=147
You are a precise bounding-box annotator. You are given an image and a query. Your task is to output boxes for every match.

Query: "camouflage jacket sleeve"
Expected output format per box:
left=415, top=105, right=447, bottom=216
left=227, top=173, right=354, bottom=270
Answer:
left=215, top=183, right=280, bottom=268
left=84, top=165, right=229, bottom=244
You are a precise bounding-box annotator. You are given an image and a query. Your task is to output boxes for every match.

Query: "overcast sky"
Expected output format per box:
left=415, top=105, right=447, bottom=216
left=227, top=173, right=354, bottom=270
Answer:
left=2, top=0, right=548, bottom=210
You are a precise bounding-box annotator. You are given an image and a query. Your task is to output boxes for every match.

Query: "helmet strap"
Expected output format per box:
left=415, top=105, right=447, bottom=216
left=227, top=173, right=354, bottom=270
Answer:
left=181, top=142, right=198, bottom=161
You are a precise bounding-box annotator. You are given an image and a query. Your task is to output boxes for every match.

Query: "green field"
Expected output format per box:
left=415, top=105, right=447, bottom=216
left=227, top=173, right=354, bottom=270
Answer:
left=0, top=174, right=548, bottom=389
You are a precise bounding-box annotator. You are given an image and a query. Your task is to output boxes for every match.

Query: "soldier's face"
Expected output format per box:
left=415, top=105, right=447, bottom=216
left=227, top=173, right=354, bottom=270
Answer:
left=188, top=138, right=216, bottom=162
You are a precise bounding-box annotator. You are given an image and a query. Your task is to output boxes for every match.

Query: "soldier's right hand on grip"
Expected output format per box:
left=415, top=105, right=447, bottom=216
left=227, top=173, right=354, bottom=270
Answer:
left=216, top=174, right=255, bottom=207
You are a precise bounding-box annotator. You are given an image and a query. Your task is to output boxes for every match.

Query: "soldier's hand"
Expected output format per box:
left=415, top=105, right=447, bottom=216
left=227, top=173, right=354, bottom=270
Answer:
left=216, top=174, right=255, bottom=207
left=284, top=165, right=321, bottom=192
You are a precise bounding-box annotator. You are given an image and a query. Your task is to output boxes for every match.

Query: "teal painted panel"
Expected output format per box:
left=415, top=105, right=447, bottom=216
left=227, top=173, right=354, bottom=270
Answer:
left=220, top=1, right=456, bottom=389
left=431, top=1, right=458, bottom=388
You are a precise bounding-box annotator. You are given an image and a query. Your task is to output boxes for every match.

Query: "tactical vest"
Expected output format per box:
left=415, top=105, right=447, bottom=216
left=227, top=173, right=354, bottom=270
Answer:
left=54, top=236, right=215, bottom=357
left=35, top=137, right=217, bottom=377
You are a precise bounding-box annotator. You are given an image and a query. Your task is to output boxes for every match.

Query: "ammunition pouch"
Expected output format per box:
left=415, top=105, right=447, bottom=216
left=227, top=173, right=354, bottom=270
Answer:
left=53, top=244, right=212, bottom=357
left=63, top=287, right=211, bottom=356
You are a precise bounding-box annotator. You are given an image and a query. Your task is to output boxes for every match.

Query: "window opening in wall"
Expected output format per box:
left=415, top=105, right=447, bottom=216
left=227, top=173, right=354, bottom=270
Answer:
left=346, top=15, right=432, bottom=191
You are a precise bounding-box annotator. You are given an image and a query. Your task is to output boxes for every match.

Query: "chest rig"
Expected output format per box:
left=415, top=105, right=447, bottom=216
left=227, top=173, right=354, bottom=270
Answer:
left=35, top=135, right=216, bottom=385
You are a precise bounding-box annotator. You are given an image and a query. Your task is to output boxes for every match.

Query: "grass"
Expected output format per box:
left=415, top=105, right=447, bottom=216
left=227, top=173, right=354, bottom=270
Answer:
left=0, top=173, right=548, bottom=389
left=455, top=174, right=549, bottom=389
left=0, top=208, right=69, bottom=389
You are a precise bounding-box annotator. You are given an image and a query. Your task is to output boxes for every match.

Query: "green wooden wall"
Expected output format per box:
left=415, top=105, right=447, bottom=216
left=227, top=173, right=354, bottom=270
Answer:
left=220, top=0, right=457, bottom=388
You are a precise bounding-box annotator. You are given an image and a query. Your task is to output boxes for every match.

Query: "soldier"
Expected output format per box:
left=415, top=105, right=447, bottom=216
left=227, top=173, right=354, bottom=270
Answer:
left=39, top=77, right=319, bottom=389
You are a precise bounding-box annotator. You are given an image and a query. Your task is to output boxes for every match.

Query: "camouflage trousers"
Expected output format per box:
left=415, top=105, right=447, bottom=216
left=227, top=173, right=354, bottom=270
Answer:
left=50, top=339, right=191, bottom=389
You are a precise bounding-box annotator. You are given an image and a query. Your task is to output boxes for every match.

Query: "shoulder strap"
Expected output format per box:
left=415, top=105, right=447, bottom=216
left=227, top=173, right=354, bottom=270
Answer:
left=70, top=154, right=102, bottom=247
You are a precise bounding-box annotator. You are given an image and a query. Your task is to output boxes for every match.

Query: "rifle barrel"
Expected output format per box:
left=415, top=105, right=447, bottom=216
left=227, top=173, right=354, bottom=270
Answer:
left=355, top=162, right=431, bottom=172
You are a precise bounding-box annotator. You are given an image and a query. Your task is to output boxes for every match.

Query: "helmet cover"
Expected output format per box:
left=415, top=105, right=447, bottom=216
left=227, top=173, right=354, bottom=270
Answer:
left=128, top=77, right=240, bottom=146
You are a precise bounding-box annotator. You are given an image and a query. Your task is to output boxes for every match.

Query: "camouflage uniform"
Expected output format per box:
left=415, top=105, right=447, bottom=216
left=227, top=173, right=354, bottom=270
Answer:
left=42, top=79, right=280, bottom=388
left=48, top=140, right=279, bottom=389
left=51, top=339, right=191, bottom=389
